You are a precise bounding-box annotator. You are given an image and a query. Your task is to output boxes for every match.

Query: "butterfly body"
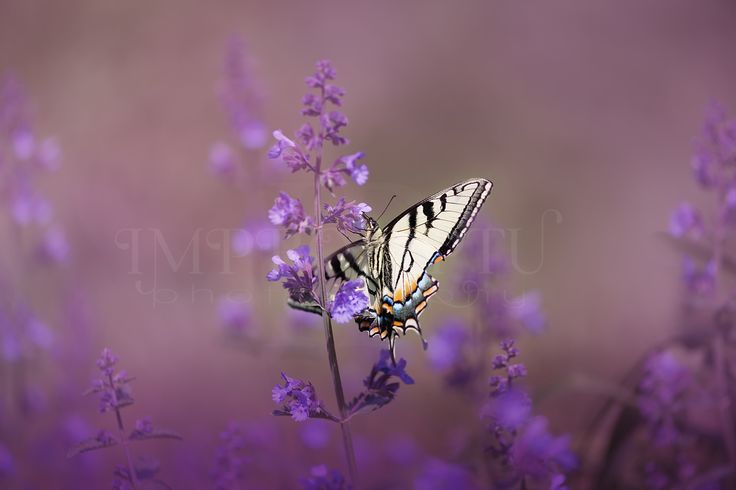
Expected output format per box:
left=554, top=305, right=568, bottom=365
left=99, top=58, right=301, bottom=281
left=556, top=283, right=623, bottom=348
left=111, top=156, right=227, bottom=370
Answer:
left=292, top=178, right=493, bottom=359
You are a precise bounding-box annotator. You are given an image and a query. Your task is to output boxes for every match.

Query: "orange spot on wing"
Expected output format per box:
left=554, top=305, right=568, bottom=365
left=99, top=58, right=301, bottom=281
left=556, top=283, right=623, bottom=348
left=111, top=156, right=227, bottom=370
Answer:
left=369, top=326, right=380, bottom=336
left=415, top=301, right=427, bottom=314
left=433, top=254, right=445, bottom=264
left=424, top=284, right=438, bottom=297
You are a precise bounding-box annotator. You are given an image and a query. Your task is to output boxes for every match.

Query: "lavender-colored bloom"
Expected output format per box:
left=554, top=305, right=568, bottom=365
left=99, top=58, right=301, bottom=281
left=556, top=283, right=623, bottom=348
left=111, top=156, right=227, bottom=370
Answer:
left=211, top=422, right=249, bottom=490
left=509, top=291, right=545, bottom=334
left=327, top=279, right=369, bottom=323
left=219, top=37, right=267, bottom=151
left=300, top=421, right=331, bottom=449
left=482, top=388, right=532, bottom=431
left=427, top=320, right=469, bottom=371
left=300, top=465, right=351, bottom=490
left=322, top=199, right=371, bottom=234
left=669, top=203, right=703, bottom=238
left=268, top=192, right=315, bottom=237
left=39, top=226, right=70, bottom=264
left=267, top=246, right=317, bottom=304
left=208, top=141, right=236, bottom=176
left=509, top=416, right=577, bottom=481
left=272, top=372, right=333, bottom=422
left=217, top=296, right=251, bottom=336
left=340, top=152, right=368, bottom=186
left=0, top=443, right=14, bottom=478
left=637, top=351, right=691, bottom=447
left=681, top=256, right=715, bottom=295
left=413, top=458, right=478, bottom=490
left=346, top=350, right=414, bottom=417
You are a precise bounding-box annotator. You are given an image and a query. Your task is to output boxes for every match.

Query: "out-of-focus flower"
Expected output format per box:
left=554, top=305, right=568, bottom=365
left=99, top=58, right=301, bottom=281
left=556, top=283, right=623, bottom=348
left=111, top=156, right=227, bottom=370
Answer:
left=211, top=422, right=250, bottom=490
left=300, top=465, right=351, bottom=490
left=413, top=458, right=477, bottom=490
left=209, top=141, right=237, bottom=176
left=39, top=226, right=70, bottom=264
left=509, top=292, right=545, bottom=334
left=268, top=192, right=315, bottom=237
left=681, top=257, right=715, bottom=296
left=669, top=203, right=703, bottom=238
left=427, top=320, right=469, bottom=371
left=300, top=421, right=331, bottom=449
left=217, top=296, right=251, bottom=336
left=510, top=417, right=577, bottom=482
left=267, top=246, right=317, bottom=304
left=327, top=279, right=369, bottom=323
left=637, top=351, right=691, bottom=447
left=0, top=443, right=14, bottom=479
left=220, top=37, right=267, bottom=151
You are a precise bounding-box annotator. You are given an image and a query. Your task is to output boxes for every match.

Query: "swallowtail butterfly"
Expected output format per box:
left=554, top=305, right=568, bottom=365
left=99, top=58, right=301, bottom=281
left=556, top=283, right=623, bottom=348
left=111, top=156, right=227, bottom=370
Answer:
left=292, top=178, right=493, bottom=360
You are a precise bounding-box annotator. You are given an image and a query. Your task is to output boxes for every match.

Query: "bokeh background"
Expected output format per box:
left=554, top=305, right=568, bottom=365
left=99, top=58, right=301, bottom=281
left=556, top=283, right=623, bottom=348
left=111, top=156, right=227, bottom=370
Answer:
left=1, top=0, right=736, bottom=488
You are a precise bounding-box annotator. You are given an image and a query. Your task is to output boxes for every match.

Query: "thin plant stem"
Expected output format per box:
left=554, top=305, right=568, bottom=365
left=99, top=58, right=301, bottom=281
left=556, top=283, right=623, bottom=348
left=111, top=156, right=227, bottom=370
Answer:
left=711, top=172, right=736, bottom=473
left=109, top=373, right=139, bottom=488
left=311, top=96, right=358, bottom=483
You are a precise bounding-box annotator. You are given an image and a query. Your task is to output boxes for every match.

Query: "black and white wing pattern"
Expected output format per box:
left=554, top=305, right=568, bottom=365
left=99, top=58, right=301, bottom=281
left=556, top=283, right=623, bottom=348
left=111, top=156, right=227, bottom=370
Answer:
left=287, top=177, right=493, bottom=361
left=360, top=178, right=492, bottom=356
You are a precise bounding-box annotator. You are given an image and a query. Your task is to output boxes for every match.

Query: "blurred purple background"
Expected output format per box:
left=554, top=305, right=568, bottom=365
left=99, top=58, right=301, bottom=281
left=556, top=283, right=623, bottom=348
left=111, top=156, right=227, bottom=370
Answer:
left=1, top=1, right=736, bottom=488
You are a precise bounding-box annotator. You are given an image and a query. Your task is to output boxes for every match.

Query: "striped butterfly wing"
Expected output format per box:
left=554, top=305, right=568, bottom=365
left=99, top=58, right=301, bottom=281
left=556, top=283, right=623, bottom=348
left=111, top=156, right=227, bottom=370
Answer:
left=369, top=178, right=493, bottom=350
left=287, top=240, right=376, bottom=315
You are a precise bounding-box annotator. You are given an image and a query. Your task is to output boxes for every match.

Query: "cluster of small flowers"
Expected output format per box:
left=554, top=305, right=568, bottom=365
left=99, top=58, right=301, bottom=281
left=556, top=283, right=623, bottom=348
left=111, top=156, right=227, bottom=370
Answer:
left=69, top=349, right=180, bottom=488
left=300, top=464, right=351, bottom=490
left=668, top=101, right=736, bottom=295
left=211, top=422, right=250, bottom=490
left=427, top=223, right=545, bottom=392
left=266, top=60, right=370, bottom=320
left=271, top=372, right=337, bottom=422
left=481, top=340, right=575, bottom=489
left=0, top=74, right=68, bottom=264
left=272, top=350, right=415, bottom=423
left=345, top=349, right=415, bottom=417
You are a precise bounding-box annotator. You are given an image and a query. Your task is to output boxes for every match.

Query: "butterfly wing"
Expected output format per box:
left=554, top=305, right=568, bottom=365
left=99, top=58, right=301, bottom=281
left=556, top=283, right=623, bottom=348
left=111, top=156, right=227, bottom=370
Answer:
left=286, top=240, right=376, bottom=315
left=370, top=178, right=493, bottom=351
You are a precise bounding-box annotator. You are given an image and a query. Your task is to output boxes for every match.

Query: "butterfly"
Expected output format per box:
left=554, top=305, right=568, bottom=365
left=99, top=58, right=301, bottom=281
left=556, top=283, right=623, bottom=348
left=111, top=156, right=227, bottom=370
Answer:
left=291, top=178, right=493, bottom=360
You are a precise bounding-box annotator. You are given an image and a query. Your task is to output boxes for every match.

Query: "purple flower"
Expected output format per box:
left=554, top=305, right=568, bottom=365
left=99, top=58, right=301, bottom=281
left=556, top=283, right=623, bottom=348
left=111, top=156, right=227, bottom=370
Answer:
left=217, top=296, right=251, bottom=336
left=208, top=141, right=236, bottom=176
left=510, top=416, right=577, bottom=481
left=481, top=388, right=532, bottom=431
left=509, top=292, right=545, bottom=334
left=413, top=459, right=478, bottom=490
left=327, top=279, right=369, bottom=322
left=211, top=422, right=250, bottom=490
left=267, top=246, right=317, bottom=304
left=346, top=350, right=414, bottom=417
left=300, top=465, right=350, bottom=490
left=219, top=37, right=267, bottom=151
left=427, top=320, right=469, bottom=371
left=341, top=152, right=368, bottom=186
left=272, top=372, right=332, bottom=422
left=681, top=256, right=715, bottom=295
left=299, top=421, right=331, bottom=449
left=268, top=192, right=315, bottom=237
left=96, top=348, right=118, bottom=376
left=39, top=226, right=70, bottom=264
left=637, top=351, right=691, bottom=447
left=322, top=199, right=371, bottom=234
left=669, top=203, right=703, bottom=238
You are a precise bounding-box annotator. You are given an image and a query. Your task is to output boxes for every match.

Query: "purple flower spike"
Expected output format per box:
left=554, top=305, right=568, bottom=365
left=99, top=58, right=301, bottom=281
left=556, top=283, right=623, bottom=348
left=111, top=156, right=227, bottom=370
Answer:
left=300, top=464, right=351, bottom=490
left=322, top=199, right=371, bottom=234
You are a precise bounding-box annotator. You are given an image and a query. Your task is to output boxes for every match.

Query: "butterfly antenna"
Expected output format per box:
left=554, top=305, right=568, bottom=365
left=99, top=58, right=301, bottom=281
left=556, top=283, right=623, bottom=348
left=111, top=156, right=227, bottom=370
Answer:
left=376, top=194, right=397, bottom=222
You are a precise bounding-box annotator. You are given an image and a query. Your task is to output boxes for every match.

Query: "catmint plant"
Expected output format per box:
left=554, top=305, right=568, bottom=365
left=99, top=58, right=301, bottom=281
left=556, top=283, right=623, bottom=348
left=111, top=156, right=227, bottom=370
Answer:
left=427, top=222, right=545, bottom=395
left=481, top=340, right=576, bottom=489
left=69, top=348, right=181, bottom=489
left=266, top=59, right=405, bottom=484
